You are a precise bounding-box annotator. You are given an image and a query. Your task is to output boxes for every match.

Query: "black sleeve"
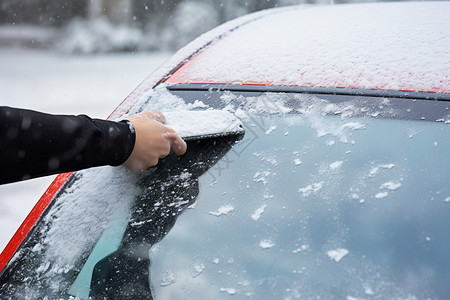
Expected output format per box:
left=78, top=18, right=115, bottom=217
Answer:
left=0, top=106, right=135, bottom=184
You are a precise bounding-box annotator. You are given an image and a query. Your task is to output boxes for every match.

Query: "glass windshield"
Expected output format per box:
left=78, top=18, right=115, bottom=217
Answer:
left=1, top=87, right=449, bottom=299
left=149, top=113, right=450, bottom=299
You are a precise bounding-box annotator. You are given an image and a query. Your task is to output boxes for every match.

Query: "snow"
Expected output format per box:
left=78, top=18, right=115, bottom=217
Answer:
left=329, top=160, right=343, bottom=171
left=298, top=181, right=324, bottom=197
left=166, top=2, right=450, bottom=94
left=294, top=159, right=302, bottom=166
left=327, top=248, right=349, bottom=262
left=163, top=110, right=243, bottom=138
left=292, top=244, right=309, bottom=254
left=0, top=48, right=171, bottom=254
left=265, top=125, right=277, bottom=135
left=251, top=204, right=268, bottom=221
left=219, top=287, right=237, bottom=295
left=209, top=204, right=234, bottom=216
left=369, top=163, right=395, bottom=177
left=191, top=263, right=205, bottom=278
left=40, top=167, right=139, bottom=275
left=380, top=181, right=402, bottom=191
left=375, top=192, right=389, bottom=199
left=259, top=239, right=275, bottom=249
left=253, top=171, right=271, bottom=185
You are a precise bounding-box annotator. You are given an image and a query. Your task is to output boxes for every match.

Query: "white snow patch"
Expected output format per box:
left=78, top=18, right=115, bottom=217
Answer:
left=326, top=140, right=336, bottom=146
left=327, top=248, right=349, bottom=262
left=40, top=167, right=139, bottom=270
left=186, top=99, right=209, bottom=109
left=364, top=284, right=375, bottom=295
left=347, top=296, right=364, bottom=300
left=380, top=182, right=402, bottom=191
left=380, top=164, right=395, bottom=169
left=375, top=191, right=389, bottom=199
left=262, top=156, right=278, bottom=166
left=299, top=181, right=324, bottom=197
left=294, top=158, right=303, bottom=166
left=251, top=204, right=268, bottom=221
left=191, top=263, right=205, bottom=278
left=265, top=125, right=277, bottom=134
left=292, top=244, right=309, bottom=254
left=209, top=204, right=234, bottom=216
left=163, top=110, right=243, bottom=138
left=369, top=163, right=395, bottom=177
left=253, top=171, right=271, bottom=185
left=315, top=121, right=365, bottom=143
left=220, top=287, right=237, bottom=295
left=330, top=160, right=343, bottom=171
left=259, top=239, right=275, bottom=249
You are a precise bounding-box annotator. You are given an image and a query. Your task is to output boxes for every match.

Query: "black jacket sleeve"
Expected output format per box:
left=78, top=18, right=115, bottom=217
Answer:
left=0, top=106, right=135, bottom=184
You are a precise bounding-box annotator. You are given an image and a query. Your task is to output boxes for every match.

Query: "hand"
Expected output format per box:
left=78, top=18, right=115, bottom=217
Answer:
left=122, top=111, right=187, bottom=172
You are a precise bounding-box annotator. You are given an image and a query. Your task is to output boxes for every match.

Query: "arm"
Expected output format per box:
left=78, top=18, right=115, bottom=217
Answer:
left=0, top=107, right=186, bottom=184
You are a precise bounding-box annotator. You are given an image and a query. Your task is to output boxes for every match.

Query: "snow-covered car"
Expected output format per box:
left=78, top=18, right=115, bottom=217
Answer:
left=1, top=2, right=450, bottom=299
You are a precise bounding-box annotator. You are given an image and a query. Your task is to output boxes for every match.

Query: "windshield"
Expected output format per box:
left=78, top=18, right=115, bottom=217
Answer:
left=1, top=87, right=449, bottom=299
left=149, top=113, right=450, bottom=299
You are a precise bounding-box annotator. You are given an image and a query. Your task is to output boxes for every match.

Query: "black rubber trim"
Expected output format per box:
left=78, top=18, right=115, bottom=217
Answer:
left=167, top=83, right=450, bottom=101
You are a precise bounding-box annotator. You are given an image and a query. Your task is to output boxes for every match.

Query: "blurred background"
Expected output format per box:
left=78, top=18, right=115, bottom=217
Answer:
left=0, top=0, right=378, bottom=54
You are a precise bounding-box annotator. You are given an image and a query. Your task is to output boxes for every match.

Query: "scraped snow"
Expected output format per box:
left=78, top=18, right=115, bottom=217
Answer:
left=253, top=171, right=271, bottom=185
left=265, top=126, right=277, bottom=135
left=299, top=181, right=324, bottom=197
left=330, top=161, right=343, bottom=171
left=209, top=204, right=234, bottom=216
left=375, top=192, right=389, bottom=199
left=163, top=110, right=243, bottom=138
left=369, top=163, right=395, bottom=177
left=327, top=248, right=349, bottom=262
left=41, top=167, right=139, bottom=266
left=251, top=204, right=268, bottom=221
left=380, top=182, right=402, bottom=191
left=191, top=263, right=205, bottom=278
left=292, top=244, right=309, bottom=254
left=220, top=287, right=237, bottom=295
left=259, top=239, right=275, bottom=249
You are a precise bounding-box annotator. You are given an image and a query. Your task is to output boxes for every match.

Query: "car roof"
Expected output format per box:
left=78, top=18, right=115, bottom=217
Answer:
left=164, top=2, right=450, bottom=94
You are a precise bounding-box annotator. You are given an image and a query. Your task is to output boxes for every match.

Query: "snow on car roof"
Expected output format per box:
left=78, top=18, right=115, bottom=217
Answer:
left=165, top=2, right=450, bottom=94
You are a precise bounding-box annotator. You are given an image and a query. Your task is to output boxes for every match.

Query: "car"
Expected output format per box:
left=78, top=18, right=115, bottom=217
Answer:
left=1, top=1, right=450, bottom=299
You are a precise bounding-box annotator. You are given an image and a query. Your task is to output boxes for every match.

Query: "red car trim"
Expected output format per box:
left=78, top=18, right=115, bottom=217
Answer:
left=0, top=172, right=72, bottom=273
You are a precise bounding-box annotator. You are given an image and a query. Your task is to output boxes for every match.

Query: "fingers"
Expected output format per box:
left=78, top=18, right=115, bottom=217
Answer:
left=148, top=112, right=186, bottom=156
left=129, top=111, right=166, bottom=125
left=143, top=111, right=166, bottom=124
left=164, top=130, right=187, bottom=156
left=122, top=111, right=187, bottom=173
